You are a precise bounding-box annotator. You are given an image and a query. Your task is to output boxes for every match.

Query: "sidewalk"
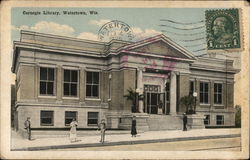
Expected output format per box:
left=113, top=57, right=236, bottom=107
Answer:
left=11, top=128, right=241, bottom=151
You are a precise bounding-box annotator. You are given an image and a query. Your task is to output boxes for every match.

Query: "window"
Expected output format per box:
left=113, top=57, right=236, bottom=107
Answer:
left=214, top=83, right=223, bottom=104
left=200, top=82, right=209, bottom=104
left=65, top=111, right=77, bottom=126
left=40, top=67, right=55, bottom=95
left=216, top=115, right=224, bottom=125
left=40, top=111, right=54, bottom=126
left=189, top=81, right=195, bottom=95
left=64, top=69, right=78, bottom=96
left=88, top=112, right=99, bottom=125
left=86, top=72, right=100, bottom=98
left=204, top=115, right=210, bottom=125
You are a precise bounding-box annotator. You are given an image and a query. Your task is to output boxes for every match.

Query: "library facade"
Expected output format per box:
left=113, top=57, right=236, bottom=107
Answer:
left=12, top=31, right=238, bottom=132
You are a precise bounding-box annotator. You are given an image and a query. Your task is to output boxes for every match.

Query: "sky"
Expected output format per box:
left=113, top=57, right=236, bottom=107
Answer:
left=12, top=7, right=210, bottom=56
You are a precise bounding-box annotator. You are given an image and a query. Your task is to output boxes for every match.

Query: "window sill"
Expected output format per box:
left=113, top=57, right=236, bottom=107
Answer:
left=214, top=104, right=224, bottom=106
left=200, top=103, right=210, bottom=106
left=62, top=97, right=79, bottom=100
left=38, top=95, right=57, bottom=99
left=85, top=98, right=101, bottom=101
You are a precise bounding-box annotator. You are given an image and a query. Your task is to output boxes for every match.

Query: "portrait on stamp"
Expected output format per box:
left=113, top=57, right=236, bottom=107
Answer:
left=205, top=9, right=242, bottom=52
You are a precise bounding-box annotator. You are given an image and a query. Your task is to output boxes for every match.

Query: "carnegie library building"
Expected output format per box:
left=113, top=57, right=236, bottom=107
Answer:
left=11, top=31, right=238, bottom=133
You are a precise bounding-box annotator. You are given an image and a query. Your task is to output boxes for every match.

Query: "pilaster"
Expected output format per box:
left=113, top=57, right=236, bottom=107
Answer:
left=79, top=67, right=85, bottom=103
left=137, top=67, right=144, bottom=113
left=56, top=65, right=62, bottom=102
left=170, top=72, right=177, bottom=115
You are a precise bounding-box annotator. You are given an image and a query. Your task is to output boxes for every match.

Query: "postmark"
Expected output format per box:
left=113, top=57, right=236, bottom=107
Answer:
left=120, top=35, right=177, bottom=80
left=98, top=20, right=134, bottom=42
left=205, top=9, right=243, bottom=52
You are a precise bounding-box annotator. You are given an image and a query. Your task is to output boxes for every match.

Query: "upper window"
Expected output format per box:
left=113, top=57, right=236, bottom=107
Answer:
left=214, top=83, right=223, bottom=104
left=200, top=82, right=209, bottom=104
left=86, top=72, right=100, bottom=98
left=204, top=115, right=210, bottom=125
left=40, top=67, right=55, bottom=95
left=65, top=111, right=77, bottom=126
left=40, top=110, right=54, bottom=126
left=64, top=69, right=78, bottom=96
left=87, top=112, right=99, bottom=125
left=216, top=115, right=224, bottom=125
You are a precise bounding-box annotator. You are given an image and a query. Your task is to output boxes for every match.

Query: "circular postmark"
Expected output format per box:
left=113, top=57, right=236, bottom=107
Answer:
left=98, top=20, right=134, bottom=42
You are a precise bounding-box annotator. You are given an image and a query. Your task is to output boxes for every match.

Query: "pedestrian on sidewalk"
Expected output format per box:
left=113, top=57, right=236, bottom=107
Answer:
left=131, top=116, right=137, bottom=137
left=69, top=118, right=78, bottom=143
left=183, top=113, right=188, bottom=131
left=24, top=117, right=31, bottom=140
left=98, top=119, right=106, bottom=143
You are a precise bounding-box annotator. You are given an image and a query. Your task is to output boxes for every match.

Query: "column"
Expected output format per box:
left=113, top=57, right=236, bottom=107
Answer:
left=170, top=72, right=177, bottom=115
left=137, top=67, right=144, bottom=113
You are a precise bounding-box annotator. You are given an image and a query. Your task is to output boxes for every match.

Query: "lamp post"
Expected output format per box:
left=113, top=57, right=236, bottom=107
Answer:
left=193, top=92, right=197, bottom=114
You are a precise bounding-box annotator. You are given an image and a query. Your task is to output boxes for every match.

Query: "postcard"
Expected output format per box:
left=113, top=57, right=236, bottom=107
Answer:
left=0, top=0, right=249, bottom=159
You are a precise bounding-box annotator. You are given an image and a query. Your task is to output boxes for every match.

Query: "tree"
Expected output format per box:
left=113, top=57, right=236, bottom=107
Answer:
left=124, top=88, right=137, bottom=113
left=235, top=105, right=241, bottom=128
left=180, top=95, right=195, bottom=114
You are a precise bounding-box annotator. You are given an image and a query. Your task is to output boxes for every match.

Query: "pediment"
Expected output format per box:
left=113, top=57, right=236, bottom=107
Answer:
left=119, top=34, right=197, bottom=61
left=133, top=40, right=187, bottom=59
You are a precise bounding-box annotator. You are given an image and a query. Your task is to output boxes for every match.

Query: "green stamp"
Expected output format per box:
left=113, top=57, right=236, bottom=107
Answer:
left=206, top=9, right=242, bottom=52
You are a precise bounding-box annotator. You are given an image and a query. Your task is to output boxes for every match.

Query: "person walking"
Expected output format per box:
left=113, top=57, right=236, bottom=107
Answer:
left=24, top=117, right=31, bottom=140
left=69, top=118, right=78, bottom=143
left=183, top=113, right=188, bottom=131
left=98, top=119, right=106, bottom=143
left=131, top=116, right=137, bottom=137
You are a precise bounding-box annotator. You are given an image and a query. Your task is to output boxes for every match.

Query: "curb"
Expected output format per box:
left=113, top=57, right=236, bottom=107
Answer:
left=12, top=134, right=240, bottom=151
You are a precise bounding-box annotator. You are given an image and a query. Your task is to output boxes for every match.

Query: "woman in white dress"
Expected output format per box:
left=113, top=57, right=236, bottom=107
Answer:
left=69, top=118, right=78, bottom=142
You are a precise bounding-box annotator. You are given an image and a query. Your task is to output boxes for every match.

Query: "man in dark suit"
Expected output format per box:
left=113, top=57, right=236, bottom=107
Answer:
left=183, top=113, right=188, bottom=131
left=24, top=117, right=31, bottom=140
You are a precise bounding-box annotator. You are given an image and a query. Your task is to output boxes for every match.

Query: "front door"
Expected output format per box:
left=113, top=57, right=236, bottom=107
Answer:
left=144, top=85, right=165, bottom=114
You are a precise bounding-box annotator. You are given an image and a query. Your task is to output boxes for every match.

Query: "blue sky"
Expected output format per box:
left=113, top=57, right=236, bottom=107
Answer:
left=12, top=8, right=216, bottom=56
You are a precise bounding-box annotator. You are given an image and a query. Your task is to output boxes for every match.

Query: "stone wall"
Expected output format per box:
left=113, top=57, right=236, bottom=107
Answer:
left=17, top=105, right=108, bottom=130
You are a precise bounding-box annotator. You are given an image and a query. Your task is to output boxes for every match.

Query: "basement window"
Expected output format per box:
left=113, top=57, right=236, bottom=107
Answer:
left=40, top=110, right=54, bottom=126
left=88, top=112, right=99, bottom=125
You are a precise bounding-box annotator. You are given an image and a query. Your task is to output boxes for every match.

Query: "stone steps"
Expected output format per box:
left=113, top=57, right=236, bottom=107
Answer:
left=147, top=115, right=183, bottom=131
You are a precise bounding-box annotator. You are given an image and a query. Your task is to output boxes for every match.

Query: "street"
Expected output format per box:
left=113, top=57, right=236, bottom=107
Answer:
left=54, top=137, right=240, bottom=151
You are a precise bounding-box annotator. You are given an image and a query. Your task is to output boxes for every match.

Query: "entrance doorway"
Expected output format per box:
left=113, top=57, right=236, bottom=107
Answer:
left=144, top=83, right=170, bottom=115
left=144, top=85, right=165, bottom=114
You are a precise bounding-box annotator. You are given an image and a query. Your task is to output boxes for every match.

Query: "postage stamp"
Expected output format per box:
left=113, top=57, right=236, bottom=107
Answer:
left=205, top=8, right=243, bottom=52
left=98, top=20, right=134, bottom=42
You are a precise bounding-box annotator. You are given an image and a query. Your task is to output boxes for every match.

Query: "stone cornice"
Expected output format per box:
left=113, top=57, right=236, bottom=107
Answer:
left=190, top=65, right=239, bottom=74
left=12, top=31, right=239, bottom=77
